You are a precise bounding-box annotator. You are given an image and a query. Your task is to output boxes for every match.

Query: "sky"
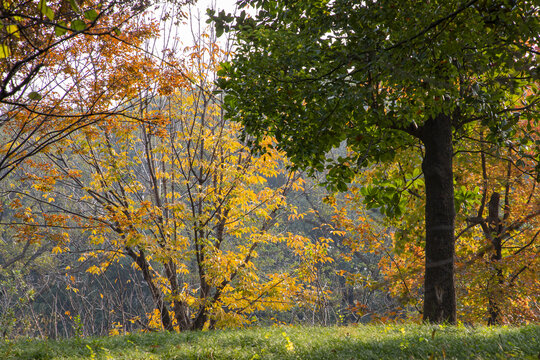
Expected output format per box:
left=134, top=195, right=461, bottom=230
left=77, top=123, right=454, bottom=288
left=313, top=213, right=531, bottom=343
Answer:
left=169, top=0, right=241, bottom=48
left=196, top=0, right=238, bottom=13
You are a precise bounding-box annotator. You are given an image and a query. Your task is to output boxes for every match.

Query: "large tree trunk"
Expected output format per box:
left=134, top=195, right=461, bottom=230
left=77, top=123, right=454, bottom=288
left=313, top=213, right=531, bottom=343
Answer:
left=420, top=113, right=457, bottom=323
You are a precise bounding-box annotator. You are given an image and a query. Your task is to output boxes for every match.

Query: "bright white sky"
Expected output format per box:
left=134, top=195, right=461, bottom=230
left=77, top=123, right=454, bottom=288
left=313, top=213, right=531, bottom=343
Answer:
left=179, top=0, right=240, bottom=45
left=196, top=0, right=238, bottom=13
left=145, top=0, right=241, bottom=57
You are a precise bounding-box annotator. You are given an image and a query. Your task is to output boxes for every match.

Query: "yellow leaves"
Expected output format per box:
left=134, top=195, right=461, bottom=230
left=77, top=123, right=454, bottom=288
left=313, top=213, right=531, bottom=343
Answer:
left=286, top=234, right=308, bottom=251
left=330, top=229, right=346, bottom=237
left=1, top=0, right=12, bottom=9
left=32, top=183, right=53, bottom=192
left=291, top=177, right=305, bottom=192
left=52, top=246, right=63, bottom=254
left=282, top=331, right=295, bottom=352
left=87, top=265, right=101, bottom=275
left=287, top=205, right=306, bottom=221
left=14, top=206, right=36, bottom=223
left=6, top=24, right=19, bottom=38
left=66, top=283, right=79, bottom=293
left=6, top=31, right=345, bottom=331
left=0, top=141, right=19, bottom=154
left=146, top=309, right=163, bottom=331
left=109, top=322, right=124, bottom=336
left=66, top=169, right=82, bottom=178
left=0, top=43, right=11, bottom=58
left=154, top=170, right=170, bottom=180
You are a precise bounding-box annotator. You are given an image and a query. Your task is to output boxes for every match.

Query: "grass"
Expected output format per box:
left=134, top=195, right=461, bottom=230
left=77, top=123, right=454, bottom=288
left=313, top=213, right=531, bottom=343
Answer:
left=0, top=323, right=538, bottom=359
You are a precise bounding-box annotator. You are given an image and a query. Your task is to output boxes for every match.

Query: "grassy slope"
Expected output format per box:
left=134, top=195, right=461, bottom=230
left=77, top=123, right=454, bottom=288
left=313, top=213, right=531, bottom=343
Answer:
left=1, top=324, right=539, bottom=360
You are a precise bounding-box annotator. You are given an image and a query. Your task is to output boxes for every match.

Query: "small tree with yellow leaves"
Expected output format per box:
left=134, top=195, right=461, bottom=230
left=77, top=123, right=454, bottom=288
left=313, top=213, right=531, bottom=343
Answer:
left=22, top=36, right=332, bottom=331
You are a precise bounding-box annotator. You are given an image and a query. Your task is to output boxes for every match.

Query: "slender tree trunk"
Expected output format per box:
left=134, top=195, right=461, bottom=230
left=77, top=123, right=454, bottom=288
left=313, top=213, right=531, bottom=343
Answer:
left=164, top=261, right=191, bottom=331
left=487, top=192, right=503, bottom=325
left=125, top=247, right=175, bottom=331
left=420, top=113, right=457, bottom=323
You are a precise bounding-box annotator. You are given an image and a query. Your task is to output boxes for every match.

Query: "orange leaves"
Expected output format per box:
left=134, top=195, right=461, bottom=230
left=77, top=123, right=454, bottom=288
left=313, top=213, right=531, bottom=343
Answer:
left=285, top=234, right=308, bottom=253
left=287, top=206, right=305, bottom=221
left=450, top=130, right=540, bottom=323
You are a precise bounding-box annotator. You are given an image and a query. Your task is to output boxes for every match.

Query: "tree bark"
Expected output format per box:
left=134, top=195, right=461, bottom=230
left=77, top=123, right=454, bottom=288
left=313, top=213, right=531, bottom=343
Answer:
left=125, top=247, right=175, bottom=331
left=487, top=192, right=503, bottom=325
left=420, top=113, right=457, bottom=323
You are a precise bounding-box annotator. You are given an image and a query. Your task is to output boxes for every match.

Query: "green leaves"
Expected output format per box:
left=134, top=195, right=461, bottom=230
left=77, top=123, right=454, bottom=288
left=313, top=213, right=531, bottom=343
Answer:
left=360, top=182, right=407, bottom=218
left=207, top=9, right=239, bottom=38
left=70, top=19, right=86, bottom=32
left=38, top=0, right=54, bottom=21
left=38, top=0, right=96, bottom=35
left=68, top=0, right=80, bottom=13
left=35, top=0, right=95, bottom=35
left=54, top=21, right=68, bottom=36
left=28, top=91, right=42, bottom=101
left=453, top=185, right=481, bottom=213
left=84, top=9, right=98, bottom=22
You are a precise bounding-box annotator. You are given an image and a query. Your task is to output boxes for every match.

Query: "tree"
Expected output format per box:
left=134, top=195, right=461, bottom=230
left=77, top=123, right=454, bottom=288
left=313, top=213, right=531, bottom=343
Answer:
left=338, top=124, right=539, bottom=324
left=0, top=2, right=181, bottom=337
left=324, top=188, right=400, bottom=323
left=0, top=0, right=194, bottom=182
left=214, top=0, right=539, bottom=323
left=455, top=121, right=539, bottom=324
left=19, top=34, right=333, bottom=331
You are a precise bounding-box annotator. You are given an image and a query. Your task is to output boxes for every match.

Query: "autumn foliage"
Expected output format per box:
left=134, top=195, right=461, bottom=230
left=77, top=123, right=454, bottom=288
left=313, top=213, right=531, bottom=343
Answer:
left=334, top=121, right=540, bottom=324
left=11, top=24, right=334, bottom=331
left=0, top=1, right=538, bottom=337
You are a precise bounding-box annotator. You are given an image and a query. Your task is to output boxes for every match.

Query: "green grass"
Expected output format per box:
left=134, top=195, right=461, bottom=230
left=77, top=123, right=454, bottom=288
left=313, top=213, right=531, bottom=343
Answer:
left=1, top=324, right=538, bottom=359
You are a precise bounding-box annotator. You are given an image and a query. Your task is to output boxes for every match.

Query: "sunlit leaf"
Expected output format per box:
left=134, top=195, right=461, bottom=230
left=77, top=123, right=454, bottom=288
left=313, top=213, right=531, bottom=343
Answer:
left=84, top=9, right=98, bottom=22
left=6, top=24, right=19, bottom=38
left=68, top=0, right=80, bottom=12
left=55, top=21, right=68, bottom=36
left=0, top=43, right=11, bottom=58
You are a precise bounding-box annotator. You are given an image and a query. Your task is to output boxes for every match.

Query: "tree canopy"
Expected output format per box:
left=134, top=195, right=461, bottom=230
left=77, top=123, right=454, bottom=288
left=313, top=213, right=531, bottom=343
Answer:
left=214, top=0, right=539, bottom=323
left=217, top=0, right=538, bottom=181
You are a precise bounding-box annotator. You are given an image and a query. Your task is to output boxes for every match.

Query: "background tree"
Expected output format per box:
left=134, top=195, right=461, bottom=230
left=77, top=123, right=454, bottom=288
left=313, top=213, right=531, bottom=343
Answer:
left=346, top=121, right=539, bottom=324
left=455, top=120, right=539, bottom=324
left=214, top=0, right=539, bottom=323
